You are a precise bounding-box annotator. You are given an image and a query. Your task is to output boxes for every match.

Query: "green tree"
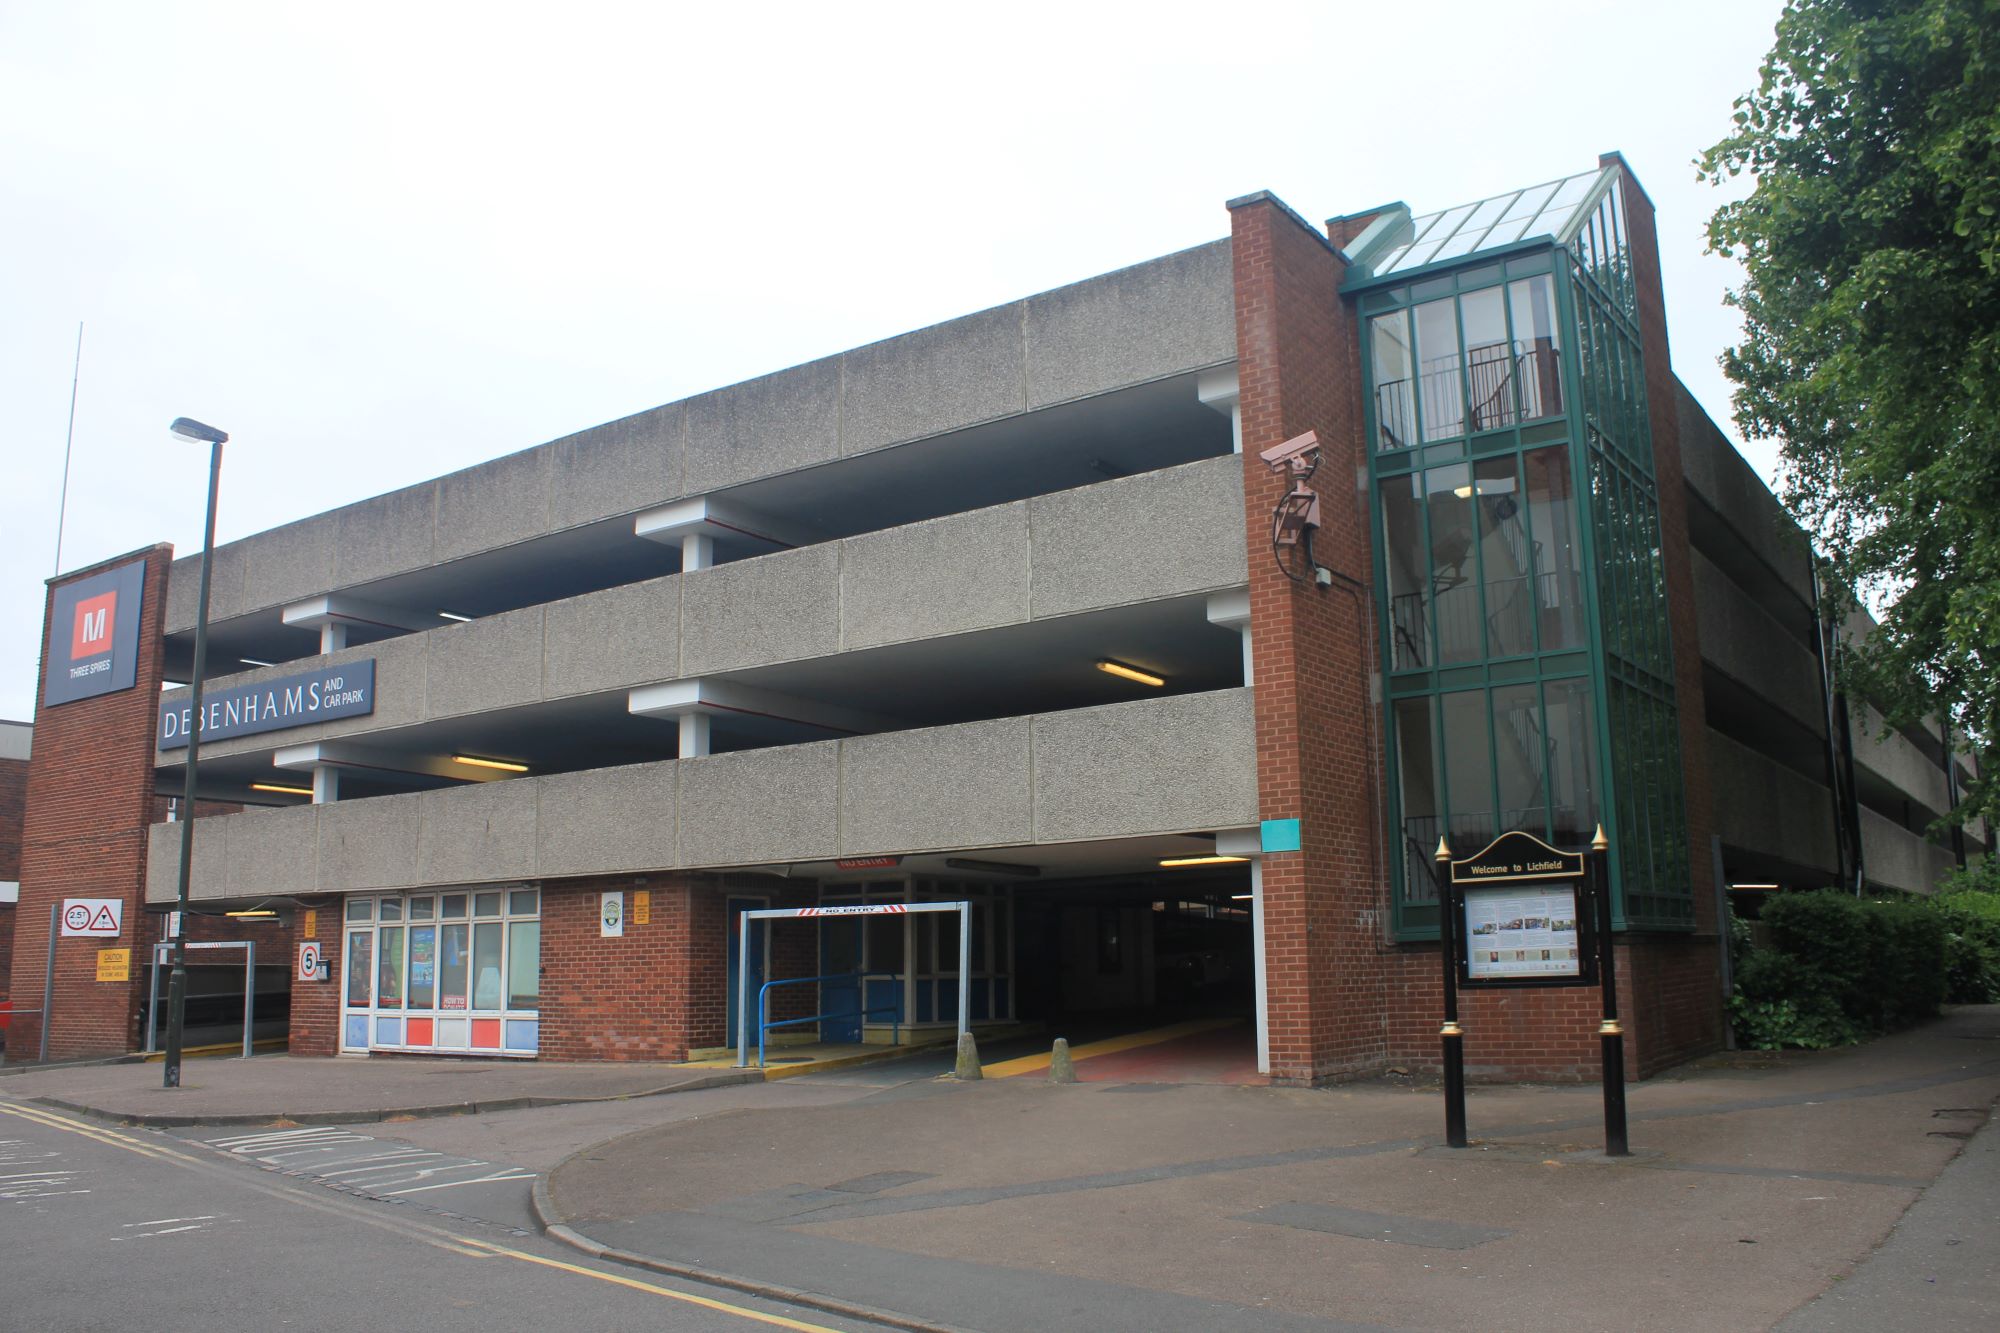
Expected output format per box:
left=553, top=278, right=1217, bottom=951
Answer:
left=1701, top=0, right=2000, bottom=825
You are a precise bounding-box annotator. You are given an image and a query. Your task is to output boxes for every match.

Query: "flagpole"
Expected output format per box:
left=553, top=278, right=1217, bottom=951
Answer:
left=53, top=322, right=84, bottom=576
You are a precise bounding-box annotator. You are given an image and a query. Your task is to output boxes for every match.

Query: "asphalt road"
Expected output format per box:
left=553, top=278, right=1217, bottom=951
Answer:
left=0, top=1097, right=881, bottom=1333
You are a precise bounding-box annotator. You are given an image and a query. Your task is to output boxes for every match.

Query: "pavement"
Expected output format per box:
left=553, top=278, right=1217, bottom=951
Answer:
left=2, top=1010, right=1997, bottom=1331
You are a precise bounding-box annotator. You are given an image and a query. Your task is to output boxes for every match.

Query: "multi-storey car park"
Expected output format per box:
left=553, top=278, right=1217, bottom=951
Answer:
left=7, top=153, right=1988, bottom=1079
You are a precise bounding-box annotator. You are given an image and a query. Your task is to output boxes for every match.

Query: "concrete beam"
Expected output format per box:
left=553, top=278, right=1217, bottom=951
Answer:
left=628, top=678, right=898, bottom=739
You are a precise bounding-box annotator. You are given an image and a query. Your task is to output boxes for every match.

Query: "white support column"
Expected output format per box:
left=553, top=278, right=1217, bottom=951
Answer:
left=1207, top=588, right=1254, bottom=688
left=320, top=622, right=348, bottom=654
left=1198, top=367, right=1243, bottom=455
left=311, top=765, right=339, bottom=804
left=678, top=711, right=712, bottom=759
left=1218, top=825, right=1269, bottom=1076
left=681, top=533, right=714, bottom=572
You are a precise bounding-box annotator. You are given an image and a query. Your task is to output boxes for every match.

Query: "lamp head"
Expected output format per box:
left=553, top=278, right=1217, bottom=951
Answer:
left=170, top=417, right=228, bottom=445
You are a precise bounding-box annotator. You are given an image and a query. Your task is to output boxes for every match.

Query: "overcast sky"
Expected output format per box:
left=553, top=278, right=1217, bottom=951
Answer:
left=0, top=1, right=1784, bottom=723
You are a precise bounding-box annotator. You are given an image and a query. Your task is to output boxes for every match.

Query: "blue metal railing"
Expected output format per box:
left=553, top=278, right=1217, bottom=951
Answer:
left=755, top=972, right=901, bottom=1069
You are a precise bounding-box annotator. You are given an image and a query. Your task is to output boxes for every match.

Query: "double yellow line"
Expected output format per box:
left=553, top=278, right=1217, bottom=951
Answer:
left=0, top=1098, right=843, bottom=1332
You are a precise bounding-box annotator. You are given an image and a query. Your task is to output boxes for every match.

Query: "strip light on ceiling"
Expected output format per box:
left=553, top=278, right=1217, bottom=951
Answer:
left=1096, top=659, right=1165, bottom=688
left=1160, top=854, right=1250, bottom=868
left=452, top=754, right=529, bottom=773
left=226, top=909, right=278, bottom=918
left=438, top=610, right=473, bottom=622
left=250, top=782, right=314, bottom=796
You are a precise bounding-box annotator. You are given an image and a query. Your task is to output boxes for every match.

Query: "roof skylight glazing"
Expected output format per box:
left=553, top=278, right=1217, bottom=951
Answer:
left=1359, top=167, right=1614, bottom=278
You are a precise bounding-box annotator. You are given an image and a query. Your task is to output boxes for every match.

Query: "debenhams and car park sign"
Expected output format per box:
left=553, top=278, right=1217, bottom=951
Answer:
left=158, top=659, right=376, bottom=750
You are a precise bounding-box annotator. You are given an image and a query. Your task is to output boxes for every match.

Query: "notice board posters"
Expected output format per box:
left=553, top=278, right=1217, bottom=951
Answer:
left=1463, top=884, right=1583, bottom=981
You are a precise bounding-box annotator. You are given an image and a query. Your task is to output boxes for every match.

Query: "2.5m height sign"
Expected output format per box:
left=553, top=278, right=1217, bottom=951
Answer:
left=61, top=898, right=124, bottom=937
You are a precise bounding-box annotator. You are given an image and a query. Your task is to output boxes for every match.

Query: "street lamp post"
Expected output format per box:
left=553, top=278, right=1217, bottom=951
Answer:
left=163, top=415, right=228, bottom=1089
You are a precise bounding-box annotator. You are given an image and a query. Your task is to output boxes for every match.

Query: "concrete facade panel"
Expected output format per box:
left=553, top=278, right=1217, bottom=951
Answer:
left=839, top=503, right=1031, bottom=651
left=676, top=741, right=840, bottom=867
left=165, top=539, right=248, bottom=633
left=1692, top=551, right=1823, bottom=734
left=434, top=447, right=552, bottom=565
left=1859, top=805, right=1942, bottom=895
left=425, top=605, right=545, bottom=718
left=536, top=760, right=679, bottom=878
left=237, top=514, right=337, bottom=618
left=317, top=795, right=421, bottom=894
left=223, top=804, right=319, bottom=899
left=145, top=823, right=179, bottom=904
left=1023, top=240, right=1236, bottom=406
left=416, top=778, right=540, bottom=886
left=679, top=543, right=839, bottom=675
left=1706, top=729, right=1838, bottom=874
left=543, top=575, right=681, bottom=700
left=549, top=404, right=685, bottom=531
left=1028, top=457, right=1247, bottom=617
left=839, top=718, right=1032, bottom=854
left=1677, top=389, right=1812, bottom=604
left=684, top=359, right=842, bottom=493
left=1852, top=706, right=1952, bottom=818
left=332, top=482, right=438, bottom=588
left=839, top=305, right=1027, bottom=456
left=1030, top=687, right=1258, bottom=842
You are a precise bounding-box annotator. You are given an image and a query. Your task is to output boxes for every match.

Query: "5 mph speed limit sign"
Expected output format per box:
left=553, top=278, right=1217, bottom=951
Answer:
left=298, top=940, right=323, bottom=981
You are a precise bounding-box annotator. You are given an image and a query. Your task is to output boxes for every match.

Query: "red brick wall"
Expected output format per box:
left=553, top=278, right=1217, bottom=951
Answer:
left=287, top=900, right=342, bottom=1057
left=1229, top=192, right=1389, bottom=1083
left=9, top=547, right=174, bottom=1060
left=0, top=751, right=19, bottom=1008
left=1603, top=152, right=1725, bottom=1066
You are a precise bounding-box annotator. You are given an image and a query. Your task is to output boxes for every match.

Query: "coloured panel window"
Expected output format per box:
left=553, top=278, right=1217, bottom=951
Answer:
left=406, top=1017, right=434, bottom=1047
left=471, top=1018, right=501, bottom=1049
left=344, top=1015, right=369, bottom=1049
left=507, top=921, right=539, bottom=1010
left=346, top=931, right=372, bottom=1007
left=375, top=1016, right=402, bottom=1046
left=437, top=1017, right=469, bottom=1049
left=505, top=1019, right=539, bottom=1052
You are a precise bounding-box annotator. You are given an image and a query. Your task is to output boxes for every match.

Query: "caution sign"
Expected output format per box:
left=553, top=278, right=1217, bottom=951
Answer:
left=600, top=891, right=624, bottom=937
left=298, top=940, right=323, bottom=982
left=96, top=948, right=131, bottom=982
left=633, top=890, right=650, bottom=926
left=61, top=897, right=123, bottom=937
left=302, top=909, right=317, bottom=937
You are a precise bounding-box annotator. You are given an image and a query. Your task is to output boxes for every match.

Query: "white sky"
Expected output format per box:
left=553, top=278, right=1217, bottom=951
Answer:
left=0, top=0, right=1783, bottom=723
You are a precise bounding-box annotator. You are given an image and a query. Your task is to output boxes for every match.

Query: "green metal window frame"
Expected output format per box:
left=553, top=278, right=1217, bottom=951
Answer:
left=1356, top=191, right=1694, bottom=939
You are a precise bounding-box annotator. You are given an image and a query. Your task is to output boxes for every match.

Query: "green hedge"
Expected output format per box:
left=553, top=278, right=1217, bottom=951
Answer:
left=1731, top=890, right=1948, bottom=1049
left=1931, top=887, right=2000, bottom=1005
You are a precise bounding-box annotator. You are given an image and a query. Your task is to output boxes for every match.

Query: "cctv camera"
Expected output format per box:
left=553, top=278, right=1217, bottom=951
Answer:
left=1258, top=431, right=1322, bottom=475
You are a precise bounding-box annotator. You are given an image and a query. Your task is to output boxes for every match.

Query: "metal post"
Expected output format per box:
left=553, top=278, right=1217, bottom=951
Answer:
left=39, top=900, right=58, bottom=1064
left=241, top=942, right=255, bottom=1059
left=735, top=911, right=751, bottom=1068
left=1593, top=825, right=1629, bottom=1156
left=145, top=943, right=163, bottom=1054
left=1435, top=839, right=1467, bottom=1148
left=956, top=902, right=971, bottom=1042
left=165, top=434, right=224, bottom=1089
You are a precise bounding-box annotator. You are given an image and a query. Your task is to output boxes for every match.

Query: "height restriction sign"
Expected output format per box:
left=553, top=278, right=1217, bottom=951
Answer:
left=61, top=898, right=123, bottom=937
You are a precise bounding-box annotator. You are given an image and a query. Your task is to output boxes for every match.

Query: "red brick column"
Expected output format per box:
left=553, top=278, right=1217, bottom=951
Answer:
left=10, top=546, right=175, bottom=1060
left=288, top=901, right=342, bottom=1056
left=1228, top=193, right=1387, bottom=1083
left=1602, top=152, right=1725, bottom=1071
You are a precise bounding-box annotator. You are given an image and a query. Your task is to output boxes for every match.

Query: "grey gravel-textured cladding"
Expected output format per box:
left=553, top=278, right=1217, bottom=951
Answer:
left=550, top=403, right=685, bottom=531
left=148, top=688, right=1259, bottom=900
left=163, top=241, right=1235, bottom=633
left=425, top=605, right=545, bottom=719
left=1692, top=552, right=1820, bottom=733
left=1029, top=457, right=1247, bottom=617
left=839, top=304, right=1028, bottom=457
left=679, top=543, right=840, bottom=675
left=1031, top=688, right=1257, bottom=842
left=839, top=718, right=1033, bottom=853
left=839, top=503, right=1032, bottom=651
left=542, top=576, right=680, bottom=699
left=684, top=358, right=842, bottom=494
left=1707, top=729, right=1837, bottom=875
left=677, top=741, right=842, bottom=868
left=536, top=761, right=678, bottom=878
left=1025, top=239, right=1236, bottom=408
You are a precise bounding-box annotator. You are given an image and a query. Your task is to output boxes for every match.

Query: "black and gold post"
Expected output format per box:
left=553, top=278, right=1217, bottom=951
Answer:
left=1592, top=825, right=1630, bottom=1156
left=1436, top=837, right=1468, bottom=1149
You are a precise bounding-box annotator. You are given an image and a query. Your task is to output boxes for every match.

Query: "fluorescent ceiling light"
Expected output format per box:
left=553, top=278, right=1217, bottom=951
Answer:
left=1230, top=893, right=1253, bottom=900
left=1096, top=659, right=1165, bottom=688
left=438, top=610, right=473, bottom=622
left=1730, top=883, right=1780, bottom=891
left=452, top=754, right=528, bottom=773
left=226, top=909, right=277, bottom=918
left=1160, top=855, right=1250, bottom=868
left=250, top=782, right=313, bottom=796
left=239, top=656, right=276, bottom=668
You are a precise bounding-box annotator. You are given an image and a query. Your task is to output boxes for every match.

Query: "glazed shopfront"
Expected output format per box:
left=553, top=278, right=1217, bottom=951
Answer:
left=341, top=887, right=541, bottom=1056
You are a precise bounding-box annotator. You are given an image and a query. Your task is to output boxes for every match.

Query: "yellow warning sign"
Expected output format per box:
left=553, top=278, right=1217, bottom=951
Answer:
left=633, top=891, right=651, bottom=925
left=303, top=909, right=317, bottom=937
left=96, top=948, right=131, bottom=982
